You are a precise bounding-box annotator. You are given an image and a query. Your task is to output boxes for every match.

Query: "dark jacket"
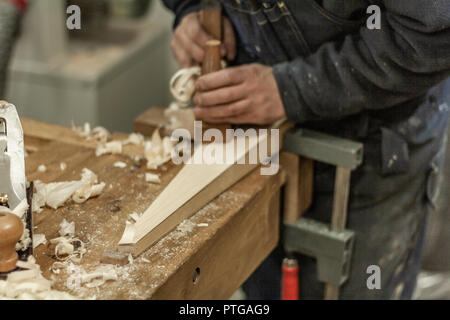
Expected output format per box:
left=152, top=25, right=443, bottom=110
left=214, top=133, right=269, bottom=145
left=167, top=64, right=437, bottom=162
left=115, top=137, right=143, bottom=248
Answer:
left=163, top=0, right=450, bottom=300
left=163, top=0, right=449, bottom=175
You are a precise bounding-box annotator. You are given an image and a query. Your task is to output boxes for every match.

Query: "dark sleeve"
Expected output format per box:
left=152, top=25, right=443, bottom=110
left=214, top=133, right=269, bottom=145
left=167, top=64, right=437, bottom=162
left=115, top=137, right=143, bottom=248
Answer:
left=272, top=0, right=450, bottom=123
left=162, top=0, right=201, bottom=28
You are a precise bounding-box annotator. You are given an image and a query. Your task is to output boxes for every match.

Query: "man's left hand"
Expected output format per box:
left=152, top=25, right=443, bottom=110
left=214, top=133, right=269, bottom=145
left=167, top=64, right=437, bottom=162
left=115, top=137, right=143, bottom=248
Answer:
left=193, top=64, right=286, bottom=125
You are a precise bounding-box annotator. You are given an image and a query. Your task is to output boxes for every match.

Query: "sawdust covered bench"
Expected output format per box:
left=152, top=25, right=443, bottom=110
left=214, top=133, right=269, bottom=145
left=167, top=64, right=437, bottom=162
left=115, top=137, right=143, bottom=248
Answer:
left=22, top=117, right=284, bottom=299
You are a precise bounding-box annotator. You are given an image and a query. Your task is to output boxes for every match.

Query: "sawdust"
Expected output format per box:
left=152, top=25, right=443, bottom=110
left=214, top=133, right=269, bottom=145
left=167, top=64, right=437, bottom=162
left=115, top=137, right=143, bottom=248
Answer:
left=0, top=256, right=76, bottom=300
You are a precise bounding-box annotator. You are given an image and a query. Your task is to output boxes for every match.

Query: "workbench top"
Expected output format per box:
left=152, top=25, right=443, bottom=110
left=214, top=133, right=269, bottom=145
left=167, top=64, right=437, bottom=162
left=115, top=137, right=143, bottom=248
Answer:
left=23, top=118, right=283, bottom=299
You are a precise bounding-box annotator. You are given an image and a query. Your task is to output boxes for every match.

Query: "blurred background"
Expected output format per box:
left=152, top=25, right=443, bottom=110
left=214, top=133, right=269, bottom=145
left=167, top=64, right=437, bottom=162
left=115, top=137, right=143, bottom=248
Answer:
left=2, top=0, right=178, bottom=132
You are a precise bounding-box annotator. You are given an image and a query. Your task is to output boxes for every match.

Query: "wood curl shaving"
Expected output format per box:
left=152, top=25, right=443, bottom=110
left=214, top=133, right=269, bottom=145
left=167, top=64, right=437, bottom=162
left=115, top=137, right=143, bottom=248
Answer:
left=169, top=66, right=201, bottom=107
left=32, top=168, right=105, bottom=212
left=0, top=256, right=76, bottom=300
left=144, top=129, right=175, bottom=170
left=50, top=219, right=86, bottom=263
left=73, top=121, right=175, bottom=171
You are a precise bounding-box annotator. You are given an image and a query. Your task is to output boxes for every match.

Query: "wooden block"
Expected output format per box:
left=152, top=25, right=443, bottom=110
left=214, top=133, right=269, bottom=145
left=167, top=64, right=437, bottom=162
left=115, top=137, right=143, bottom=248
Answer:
left=324, top=166, right=352, bottom=300
left=280, top=151, right=300, bottom=223
left=133, top=107, right=170, bottom=137
left=298, top=157, right=314, bottom=214
left=280, top=152, right=313, bottom=223
left=331, top=166, right=351, bottom=232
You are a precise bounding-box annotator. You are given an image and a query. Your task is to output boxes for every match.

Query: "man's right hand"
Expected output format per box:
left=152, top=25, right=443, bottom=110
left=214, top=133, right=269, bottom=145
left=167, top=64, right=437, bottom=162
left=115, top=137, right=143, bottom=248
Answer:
left=171, top=12, right=236, bottom=68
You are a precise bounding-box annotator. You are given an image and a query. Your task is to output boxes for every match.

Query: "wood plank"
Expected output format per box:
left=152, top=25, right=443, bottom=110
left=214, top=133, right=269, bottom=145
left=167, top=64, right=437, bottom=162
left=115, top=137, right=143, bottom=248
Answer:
left=280, top=153, right=314, bottom=223
left=280, top=152, right=300, bottom=223
left=298, top=157, right=314, bottom=214
left=330, top=166, right=351, bottom=232
left=119, top=132, right=266, bottom=256
left=133, top=107, right=170, bottom=137
left=324, top=166, right=351, bottom=300
left=21, top=118, right=97, bottom=149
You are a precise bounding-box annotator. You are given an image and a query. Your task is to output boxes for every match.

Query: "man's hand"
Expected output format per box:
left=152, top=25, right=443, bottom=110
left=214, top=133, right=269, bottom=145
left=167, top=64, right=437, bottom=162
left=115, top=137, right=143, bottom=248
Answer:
left=171, top=12, right=236, bottom=67
left=193, top=64, right=286, bottom=125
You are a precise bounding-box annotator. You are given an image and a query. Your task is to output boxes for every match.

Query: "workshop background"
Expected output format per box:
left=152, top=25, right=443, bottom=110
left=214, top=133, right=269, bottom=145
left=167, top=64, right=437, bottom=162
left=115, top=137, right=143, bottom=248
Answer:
left=1, top=0, right=449, bottom=299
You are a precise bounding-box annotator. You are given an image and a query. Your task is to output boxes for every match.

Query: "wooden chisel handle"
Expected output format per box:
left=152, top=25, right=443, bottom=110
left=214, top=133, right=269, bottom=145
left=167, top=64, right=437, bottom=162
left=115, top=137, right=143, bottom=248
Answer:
left=198, top=0, right=222, bottom=41
left=202, top=40, right=222, bottom=75
left=198, top=2, right=232, bottom=133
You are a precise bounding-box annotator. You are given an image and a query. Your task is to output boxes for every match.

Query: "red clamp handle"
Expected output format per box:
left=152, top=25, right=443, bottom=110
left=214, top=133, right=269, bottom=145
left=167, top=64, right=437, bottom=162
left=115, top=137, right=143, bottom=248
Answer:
left=281, top=258, right=299, bottom=300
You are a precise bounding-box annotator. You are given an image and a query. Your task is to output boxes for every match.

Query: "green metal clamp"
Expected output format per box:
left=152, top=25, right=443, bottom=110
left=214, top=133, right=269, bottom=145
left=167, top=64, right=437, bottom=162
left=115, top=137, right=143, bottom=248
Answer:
left=283, top=128, right=363, bottom=170
left=282, top=127, right=364, bottom=297
left=284, top=218, right=354, bottom=286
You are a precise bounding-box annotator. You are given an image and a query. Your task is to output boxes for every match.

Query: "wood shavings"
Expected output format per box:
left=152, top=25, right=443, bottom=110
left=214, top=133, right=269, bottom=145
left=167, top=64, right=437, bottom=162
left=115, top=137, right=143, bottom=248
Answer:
left=59, top=219, right=75, bottom=237
left=50, top=237, right=85, bottom=262
left=113, top=161, right=127, bottom=168
left=90, top=126, right=110, bottom=144
left=141, top=257, right=150, bottom=263
left=118, top=221, right=136, bottom=245
left=145, top=173, right=161, bottom=184
left=197, top=223, right=209, bottom=227
left=15, top=227, right=31, bottom=252
left=144, top=129, right=174, bottom=170
left=169, top=66, right=201, bottom=107
left=95, top=141, right=122, bottom=157
left=33, top=234, right=47, bottom=249
left=51, top=237, right=74, bottom=258
left=80, top=265, right=118, bottom=288
left=50, top=261, right=67, bottom=274
left=37, top=164, right=47, bottom=173
left=177, top=220, right=196, bottom=234
left=7, top=269, right=41, bottom=282
left=33, top=168, right=105, bottom=211
left=34, top=180, right=84, bottom=210
left=72, top=121, right=91, bottom=138
left=60, top=162, right=67, bottom=171
left=72, top=121, right=110, bottom=144
left=49, top=220, right=86, bottom=262
left=0, top=256, right=76, bottom=300
left=128, top=254, right=134, bottom=265
left=122, top=132, right=144, bottom=146
left=72, top=182, right=105, bottom=204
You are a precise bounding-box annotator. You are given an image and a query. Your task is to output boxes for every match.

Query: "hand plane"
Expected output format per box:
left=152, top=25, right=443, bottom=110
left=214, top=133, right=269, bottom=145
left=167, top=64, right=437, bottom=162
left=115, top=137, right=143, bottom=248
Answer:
left=0, top=101, right=33, bottom=275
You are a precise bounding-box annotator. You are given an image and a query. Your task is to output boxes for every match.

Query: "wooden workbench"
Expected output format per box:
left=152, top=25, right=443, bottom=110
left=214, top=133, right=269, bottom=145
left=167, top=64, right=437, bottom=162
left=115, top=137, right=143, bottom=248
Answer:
left=22, top=118, right=284, bottom=299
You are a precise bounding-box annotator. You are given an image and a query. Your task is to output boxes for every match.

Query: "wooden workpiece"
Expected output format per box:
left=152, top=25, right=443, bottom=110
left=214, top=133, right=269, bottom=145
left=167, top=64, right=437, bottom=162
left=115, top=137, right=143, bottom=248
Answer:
left=23, top=118, right=284, bottom=299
